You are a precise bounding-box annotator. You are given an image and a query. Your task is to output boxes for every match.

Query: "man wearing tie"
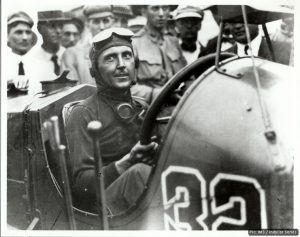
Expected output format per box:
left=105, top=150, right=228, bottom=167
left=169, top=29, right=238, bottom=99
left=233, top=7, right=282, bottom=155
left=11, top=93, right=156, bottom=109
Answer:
left=7, top=11, right=37, bottom=96
left=30, top=10, right=71, bottom=90
left=231, top=23, right=261, bottom=57
left=230, top=22, right=292, bottom=65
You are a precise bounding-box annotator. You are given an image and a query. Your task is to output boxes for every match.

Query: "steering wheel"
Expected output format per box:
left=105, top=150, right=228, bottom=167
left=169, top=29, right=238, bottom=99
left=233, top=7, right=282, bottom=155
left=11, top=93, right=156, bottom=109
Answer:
left=140, top=52, right=235, bottom=145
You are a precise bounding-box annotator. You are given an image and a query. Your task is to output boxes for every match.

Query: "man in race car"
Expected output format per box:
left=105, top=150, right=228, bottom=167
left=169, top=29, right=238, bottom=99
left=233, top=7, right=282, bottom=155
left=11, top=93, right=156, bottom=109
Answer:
left=65, top=28, right=157, bottom=215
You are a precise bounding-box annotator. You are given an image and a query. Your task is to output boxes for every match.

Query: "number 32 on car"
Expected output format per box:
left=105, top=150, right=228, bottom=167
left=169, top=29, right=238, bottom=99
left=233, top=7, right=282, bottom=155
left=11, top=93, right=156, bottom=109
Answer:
left=161, top=166, right=267, bottom=230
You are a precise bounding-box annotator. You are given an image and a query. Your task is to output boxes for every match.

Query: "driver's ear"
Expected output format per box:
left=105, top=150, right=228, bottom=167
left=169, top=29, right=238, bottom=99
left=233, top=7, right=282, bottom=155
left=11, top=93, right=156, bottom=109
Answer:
left=135, top=57, right=139, bottom=69
left=133, top=49, right=139, bottom=69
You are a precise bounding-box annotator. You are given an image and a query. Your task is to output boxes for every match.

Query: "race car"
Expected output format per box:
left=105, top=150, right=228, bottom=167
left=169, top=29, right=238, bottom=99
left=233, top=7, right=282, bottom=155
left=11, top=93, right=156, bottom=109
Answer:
left=6, top=4, right=296, bottom=231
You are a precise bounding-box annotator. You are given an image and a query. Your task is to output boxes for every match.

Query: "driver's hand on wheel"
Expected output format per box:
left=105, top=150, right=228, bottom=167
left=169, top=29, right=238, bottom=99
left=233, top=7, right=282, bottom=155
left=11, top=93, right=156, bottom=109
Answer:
left=129, top=139, right=158, bottom=165
left=115, top=138, right=158, bottom=174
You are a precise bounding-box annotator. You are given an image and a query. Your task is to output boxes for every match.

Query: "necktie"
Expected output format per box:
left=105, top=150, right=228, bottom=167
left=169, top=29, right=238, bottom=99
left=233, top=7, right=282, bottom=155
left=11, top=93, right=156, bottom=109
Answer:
left=181, top=42, right=197, bottom=52
left=244, top=45, right=249, bottom=55
left=18, top=61, right=25, bottom=75
left=51, top=55, right=60, bottom=76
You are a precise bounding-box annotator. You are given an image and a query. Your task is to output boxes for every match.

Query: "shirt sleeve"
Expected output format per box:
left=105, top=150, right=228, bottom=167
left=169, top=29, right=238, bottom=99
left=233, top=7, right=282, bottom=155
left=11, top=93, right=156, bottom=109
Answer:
left=61, top=47, right=80, bottom=82
left=65, top=105, right=120, bottom=202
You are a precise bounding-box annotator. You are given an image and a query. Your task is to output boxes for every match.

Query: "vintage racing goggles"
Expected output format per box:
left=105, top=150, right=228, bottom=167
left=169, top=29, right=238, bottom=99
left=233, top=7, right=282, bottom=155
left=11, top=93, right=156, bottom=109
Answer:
left=92, top=27, right=134, bottom=48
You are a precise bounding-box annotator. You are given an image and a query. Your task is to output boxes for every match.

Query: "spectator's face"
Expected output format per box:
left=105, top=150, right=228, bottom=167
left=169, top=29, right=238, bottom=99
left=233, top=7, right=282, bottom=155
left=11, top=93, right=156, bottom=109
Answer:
left=113, top=16, right=129, bottom=28
left=61, top=23, right=80, bottom=48
left=8, top=22, right=33, bottom=55
left=39, top=21, right=63, bottom=45
left=176, top=17, right=202, bottom=42
left=146, top=5, right=170, bottom=29
left=232, top=23, right=259, bottom=44
left=97, top=45, right=135, bottom=90
left=87, top=16, right=114, bottom=36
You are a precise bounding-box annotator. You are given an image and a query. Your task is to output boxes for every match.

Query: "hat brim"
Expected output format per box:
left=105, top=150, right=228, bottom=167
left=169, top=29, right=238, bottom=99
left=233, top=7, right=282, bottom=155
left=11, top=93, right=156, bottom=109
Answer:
left=175, top=12, right=203, bottom=20
left=8, top=17, right=33, bottom=27
left=38, top=17, right=70, bottom=23
left=87, top=12, right=113, bottom=19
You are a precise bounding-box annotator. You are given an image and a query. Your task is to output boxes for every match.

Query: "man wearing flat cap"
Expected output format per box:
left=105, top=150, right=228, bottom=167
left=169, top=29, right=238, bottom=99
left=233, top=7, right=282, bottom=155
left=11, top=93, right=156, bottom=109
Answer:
left=61, top=5, right=115, bottom=85
left=112, top=5, right=133, bottom=28
left=175, top=6, right=205, bottom=64
left=65, top=28, right=157, bottom=214
left=30, top=10, right=71, bottom=86
left=131, top=5, right=187, bottom=100
left=7, top=11, right=38, bottom=96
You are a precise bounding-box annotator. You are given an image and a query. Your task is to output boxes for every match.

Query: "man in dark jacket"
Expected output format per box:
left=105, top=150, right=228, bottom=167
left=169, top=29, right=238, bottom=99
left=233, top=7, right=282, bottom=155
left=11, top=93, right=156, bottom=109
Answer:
left=65, top=27, right=157, bottom=214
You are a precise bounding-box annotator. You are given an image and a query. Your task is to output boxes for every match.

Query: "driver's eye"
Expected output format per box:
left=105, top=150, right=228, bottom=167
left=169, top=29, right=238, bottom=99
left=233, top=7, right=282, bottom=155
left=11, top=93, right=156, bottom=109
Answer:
left=123, top=52, right=132, bottom=59
left=105, top=55, right=116, bottom=62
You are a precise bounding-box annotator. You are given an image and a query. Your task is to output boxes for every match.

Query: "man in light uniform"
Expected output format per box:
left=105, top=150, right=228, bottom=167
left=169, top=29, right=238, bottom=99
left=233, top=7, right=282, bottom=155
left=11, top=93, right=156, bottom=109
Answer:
left=131, top=5, right=187, bottom=102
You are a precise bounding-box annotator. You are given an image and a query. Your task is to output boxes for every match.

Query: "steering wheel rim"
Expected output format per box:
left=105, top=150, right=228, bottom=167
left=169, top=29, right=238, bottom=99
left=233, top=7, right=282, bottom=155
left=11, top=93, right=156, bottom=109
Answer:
left=140, top=52, right=236, bottom=145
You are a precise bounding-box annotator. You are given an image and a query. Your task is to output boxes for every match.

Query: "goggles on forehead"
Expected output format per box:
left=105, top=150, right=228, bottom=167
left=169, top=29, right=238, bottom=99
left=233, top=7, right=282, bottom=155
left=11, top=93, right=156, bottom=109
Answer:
left=92, top=27, right=134, bottom=45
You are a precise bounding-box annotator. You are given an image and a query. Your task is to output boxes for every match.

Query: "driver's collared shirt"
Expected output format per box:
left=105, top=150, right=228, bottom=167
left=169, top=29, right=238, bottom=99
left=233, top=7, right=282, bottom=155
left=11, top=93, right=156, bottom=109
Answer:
left=132, top=26, right=187, bottom=89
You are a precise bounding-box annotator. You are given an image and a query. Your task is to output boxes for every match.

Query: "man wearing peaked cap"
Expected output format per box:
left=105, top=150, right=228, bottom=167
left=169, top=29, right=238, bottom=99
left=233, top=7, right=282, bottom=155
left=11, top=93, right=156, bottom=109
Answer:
left=7, top=11, right=38, bottom=96
left=29, top=10, right=71, bottom=89
left=112, top=5, right=133, bottom=28
left=38, top=10, right=71, bottom=22
left=65, top=28, right=158, bottom=214
left=7, top=11, right=35, bottom=55
left=175, top=5, right=205, bottom=64
left=61, top=5, right=115, bottom=85
left=83, top=5, right=114, bottom=37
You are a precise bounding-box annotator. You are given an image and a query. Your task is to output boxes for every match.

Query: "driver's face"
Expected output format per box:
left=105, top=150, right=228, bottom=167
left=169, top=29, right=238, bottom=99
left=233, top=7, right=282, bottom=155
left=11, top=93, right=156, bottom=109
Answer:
left=97, top=45, right=135, bottom=90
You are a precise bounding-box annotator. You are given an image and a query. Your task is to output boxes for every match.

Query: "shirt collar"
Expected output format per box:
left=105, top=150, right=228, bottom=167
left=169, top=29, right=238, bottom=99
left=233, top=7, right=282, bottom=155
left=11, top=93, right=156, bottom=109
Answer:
left=40, top=45, right=65, bottom=60
left=145, top=25, right=167, bottom=43
left=237, top=34, right=262, bottom=57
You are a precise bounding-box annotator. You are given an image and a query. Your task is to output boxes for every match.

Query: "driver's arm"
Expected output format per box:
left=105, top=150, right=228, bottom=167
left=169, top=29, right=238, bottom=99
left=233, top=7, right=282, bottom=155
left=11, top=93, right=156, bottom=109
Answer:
left=65, top=104, right=158, bottom=205
left=65, top=105, right=120, bottom=201
left=115, top=141, right=158, bottom=174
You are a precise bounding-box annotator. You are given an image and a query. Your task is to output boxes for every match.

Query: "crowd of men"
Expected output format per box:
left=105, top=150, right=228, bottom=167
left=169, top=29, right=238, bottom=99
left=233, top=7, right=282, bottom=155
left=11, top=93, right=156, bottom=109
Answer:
left=7, top=5, right=294, bottom=97
left=7, top=5, right=294, bottom=215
